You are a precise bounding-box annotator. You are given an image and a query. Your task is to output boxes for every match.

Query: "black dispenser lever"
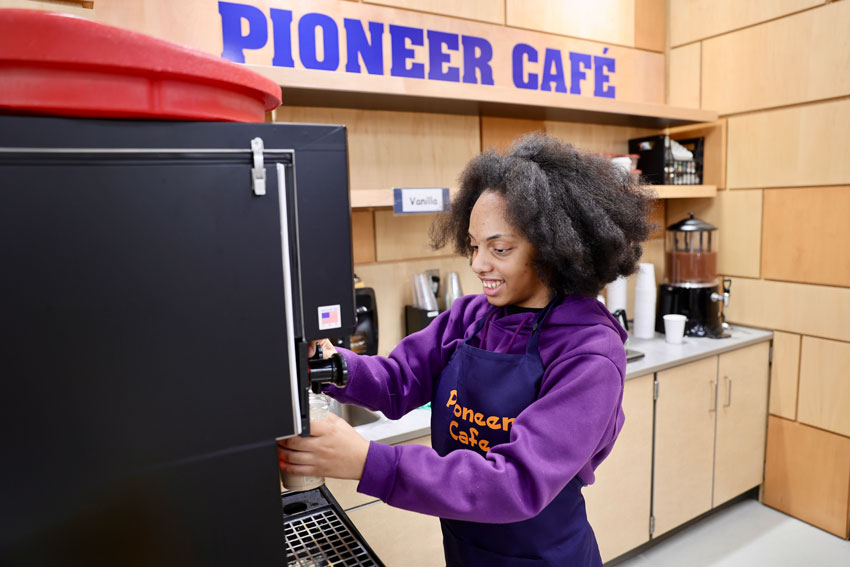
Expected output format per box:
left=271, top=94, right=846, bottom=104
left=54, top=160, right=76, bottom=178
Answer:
left=307, top=343, right=349, bottom=394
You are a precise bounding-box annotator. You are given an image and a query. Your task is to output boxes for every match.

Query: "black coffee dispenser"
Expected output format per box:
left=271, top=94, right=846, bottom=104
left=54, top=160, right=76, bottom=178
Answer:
left=656, top=213, right=731, bottom=338
left=0, top=116, right=355, bottom=566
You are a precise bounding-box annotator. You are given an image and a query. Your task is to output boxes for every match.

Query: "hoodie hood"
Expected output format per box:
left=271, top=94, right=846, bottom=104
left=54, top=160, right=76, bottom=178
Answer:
left=469, top=294, right=628, bottom=363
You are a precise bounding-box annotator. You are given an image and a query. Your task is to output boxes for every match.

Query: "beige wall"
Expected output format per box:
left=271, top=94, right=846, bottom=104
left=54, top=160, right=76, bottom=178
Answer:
left=668, top=0, right=850, bottom=539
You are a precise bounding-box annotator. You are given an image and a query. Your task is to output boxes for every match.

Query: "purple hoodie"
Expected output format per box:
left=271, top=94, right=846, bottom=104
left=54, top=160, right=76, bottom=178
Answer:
left=326, top=293, right=628, bottom=523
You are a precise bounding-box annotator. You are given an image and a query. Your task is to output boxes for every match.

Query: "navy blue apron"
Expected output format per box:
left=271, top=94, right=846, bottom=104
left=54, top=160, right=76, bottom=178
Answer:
left=431, top=296, right=602, bottom=567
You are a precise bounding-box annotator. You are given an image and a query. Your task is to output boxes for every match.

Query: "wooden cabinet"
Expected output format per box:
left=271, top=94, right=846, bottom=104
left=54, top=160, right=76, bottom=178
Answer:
left=714, top=342, right=771, bottom=506
left=584, top=373, right=654, bottom=563
left=653, top=342, right=770, bottom=537
left=347, top=501, right=444, bottom=567
left=653, top=356, right=718, bottom=537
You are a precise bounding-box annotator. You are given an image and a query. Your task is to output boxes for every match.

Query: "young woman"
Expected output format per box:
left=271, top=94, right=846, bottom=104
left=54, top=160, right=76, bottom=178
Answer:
left=279, top=134, right=654, bottom=566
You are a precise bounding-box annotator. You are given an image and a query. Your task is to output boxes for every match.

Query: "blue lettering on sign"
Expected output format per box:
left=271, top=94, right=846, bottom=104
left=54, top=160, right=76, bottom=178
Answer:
left=427, top=30, right=460, bottom=82
left=512, top=43, right=538, bottom=89
left=219, top=1, right=267, bottom=63
left=461, top=36, right=494, bottom=85
left=389, top=24, right=425, bottom=78
left=270, top=9, right=294, bottom=67
left=541, top=48, right=567, bottom=93
left=216, top=2, right=615, bottom=99
left=299, top=13, right=339, bottom=70
left=344, top=19, right=384, bottom=74
left=569, top=51, right=592, bottom=95
left=594, top=51, right=616, bottom=98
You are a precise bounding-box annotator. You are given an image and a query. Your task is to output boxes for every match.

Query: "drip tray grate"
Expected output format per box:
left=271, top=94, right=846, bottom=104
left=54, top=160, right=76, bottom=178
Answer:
left=286, top=508, right=377, bottom=566
left=283, top=486, right=384, bottom=567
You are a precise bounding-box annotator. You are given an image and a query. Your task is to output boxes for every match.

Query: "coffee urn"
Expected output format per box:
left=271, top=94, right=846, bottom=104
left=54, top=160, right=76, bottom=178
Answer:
left=655, top=213, right=731, bottom=338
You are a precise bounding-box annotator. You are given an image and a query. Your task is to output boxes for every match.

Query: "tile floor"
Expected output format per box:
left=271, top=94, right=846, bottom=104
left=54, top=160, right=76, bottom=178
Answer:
left=612, top=498, right=849, bottom=567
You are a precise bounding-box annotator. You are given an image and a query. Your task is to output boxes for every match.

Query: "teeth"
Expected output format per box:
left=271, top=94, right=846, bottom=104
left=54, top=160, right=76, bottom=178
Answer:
left=483, top=280, right=503, bottom=289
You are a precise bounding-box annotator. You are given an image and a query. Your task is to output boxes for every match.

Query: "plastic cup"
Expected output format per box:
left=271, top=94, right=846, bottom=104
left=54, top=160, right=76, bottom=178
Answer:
left=281, top=393, right=330, bottom=492
left=663, top=314, right=687, bottom=344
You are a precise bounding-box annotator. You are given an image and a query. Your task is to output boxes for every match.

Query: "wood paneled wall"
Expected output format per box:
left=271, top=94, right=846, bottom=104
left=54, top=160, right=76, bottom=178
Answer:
left=700, top=1, right=850, bottom=115
left=726, top=99, right=850, bottom=190
left=763, top=417, right=850, bottom=539
left=273, top=106, right=480, bottom=192
left=669, top=0, right=822, bottom=48
left=762, top=186, right=850, bottom=287
left=667, top=42, right=700, bottom=109
left=365, top=0, right=506, bottom=25
left=0, top=0, right=94, bottom=17
left=669, top=0, right=850, bottom=538
left=768, top=331, right=801, bottom=421
left=506, top=0, right=637, bottom=47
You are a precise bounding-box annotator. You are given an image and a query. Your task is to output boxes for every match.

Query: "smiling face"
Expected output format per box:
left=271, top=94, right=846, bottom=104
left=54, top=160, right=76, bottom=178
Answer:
left=468, top=191, right=552, bottom=308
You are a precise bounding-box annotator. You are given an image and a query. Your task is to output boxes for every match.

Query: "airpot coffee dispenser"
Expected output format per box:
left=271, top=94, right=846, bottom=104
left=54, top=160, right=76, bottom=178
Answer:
left=655, top=213, right=731, bottom=338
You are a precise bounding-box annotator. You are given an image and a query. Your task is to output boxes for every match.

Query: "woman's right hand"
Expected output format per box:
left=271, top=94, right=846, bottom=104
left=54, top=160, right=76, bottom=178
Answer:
left=308, top=338, right=337, bottom=359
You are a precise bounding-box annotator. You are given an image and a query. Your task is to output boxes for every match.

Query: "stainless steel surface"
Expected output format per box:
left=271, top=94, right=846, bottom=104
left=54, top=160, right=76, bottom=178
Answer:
left=285, top=507, right=379, bottom=566
left=626, top=348, right=645, bottom=362
left=330, top=400, right=381, bottom=428
left=341, top=404, right=382, bottom=427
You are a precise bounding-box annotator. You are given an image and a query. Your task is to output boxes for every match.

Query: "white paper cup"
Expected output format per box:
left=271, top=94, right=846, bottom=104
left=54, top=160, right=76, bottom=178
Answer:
left=663, top=314, right=687, bottom=344
left=606, top=275, right=627, bottom=313
left=281, top=393, right=330, bottom=492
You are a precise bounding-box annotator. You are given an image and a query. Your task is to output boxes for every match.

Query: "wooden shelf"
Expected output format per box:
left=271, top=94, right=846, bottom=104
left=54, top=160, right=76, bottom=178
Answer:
left=350, top=185, right=716, bottom=208
left=349, top=189, right=395, bottom=209
left=255, top=65, right=718, bottom=129
left=651, top=185, right=717, bottom=199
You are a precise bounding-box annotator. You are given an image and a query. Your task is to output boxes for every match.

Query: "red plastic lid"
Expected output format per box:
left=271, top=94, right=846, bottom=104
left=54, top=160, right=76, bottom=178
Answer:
left=0, top=9, right=281, bottom=122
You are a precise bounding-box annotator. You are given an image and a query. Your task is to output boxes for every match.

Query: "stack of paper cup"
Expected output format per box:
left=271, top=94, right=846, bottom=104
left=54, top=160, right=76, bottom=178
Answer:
left=632, top=263, right=657, bottom=339
left=606, top=275, right=627, bottom=314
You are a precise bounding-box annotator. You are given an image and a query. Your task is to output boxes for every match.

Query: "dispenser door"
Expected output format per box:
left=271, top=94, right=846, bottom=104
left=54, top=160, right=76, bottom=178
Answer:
left=0, top=116, right=353, bottom=565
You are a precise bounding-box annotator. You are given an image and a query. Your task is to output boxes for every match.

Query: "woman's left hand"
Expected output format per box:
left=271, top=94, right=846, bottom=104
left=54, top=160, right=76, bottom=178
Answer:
left=278, top=413, right=370, bottom=481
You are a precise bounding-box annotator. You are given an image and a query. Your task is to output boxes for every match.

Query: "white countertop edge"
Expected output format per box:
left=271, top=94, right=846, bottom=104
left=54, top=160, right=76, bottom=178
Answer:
left=354, top=407, right=431, bottom=445
left=624, top=325, right=773, bottom=380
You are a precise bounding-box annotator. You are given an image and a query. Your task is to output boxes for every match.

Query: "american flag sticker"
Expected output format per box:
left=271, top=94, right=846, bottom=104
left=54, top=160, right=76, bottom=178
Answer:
left=318, top=304, right=342, bottom=330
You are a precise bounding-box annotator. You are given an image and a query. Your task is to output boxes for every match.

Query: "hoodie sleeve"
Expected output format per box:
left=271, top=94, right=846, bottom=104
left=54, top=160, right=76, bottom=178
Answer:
left=323, top=295, right=485, bottom=419
left=355, top=352, right=624, bottom=523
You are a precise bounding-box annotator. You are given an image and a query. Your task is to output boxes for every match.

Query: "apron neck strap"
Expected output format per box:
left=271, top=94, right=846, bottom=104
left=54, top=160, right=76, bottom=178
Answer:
left=469, top=293, right=564, bottom=352
left=525, top=293, right=563, bottom=353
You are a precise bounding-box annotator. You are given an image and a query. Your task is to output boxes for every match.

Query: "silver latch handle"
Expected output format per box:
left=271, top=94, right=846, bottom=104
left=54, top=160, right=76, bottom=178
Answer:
left=251, top=137, right=266, bottom=196
left=276, top=162, right=300, bottom=435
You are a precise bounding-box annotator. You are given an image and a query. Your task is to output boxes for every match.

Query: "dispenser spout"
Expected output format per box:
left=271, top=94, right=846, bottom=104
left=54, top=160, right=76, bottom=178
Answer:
left=711, top=278, right=732, bottom=308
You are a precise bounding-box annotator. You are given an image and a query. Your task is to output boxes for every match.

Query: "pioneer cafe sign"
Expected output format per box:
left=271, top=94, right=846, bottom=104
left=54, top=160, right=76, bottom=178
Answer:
left=203, top=0, right=664, bottom=107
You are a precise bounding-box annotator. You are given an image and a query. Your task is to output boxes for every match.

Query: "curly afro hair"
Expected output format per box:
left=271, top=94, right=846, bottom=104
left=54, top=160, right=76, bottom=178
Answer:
left=430, top=133, right=656, bottom=297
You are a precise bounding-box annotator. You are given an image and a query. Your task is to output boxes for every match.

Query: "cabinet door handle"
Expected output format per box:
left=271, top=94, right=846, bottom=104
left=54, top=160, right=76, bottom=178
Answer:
left=724, top=375, right=733, bottom=408
left=709, top=379, right=718, bottom=413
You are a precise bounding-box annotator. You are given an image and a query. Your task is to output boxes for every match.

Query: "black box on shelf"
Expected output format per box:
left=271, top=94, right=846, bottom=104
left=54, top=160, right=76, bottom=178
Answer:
left=628, top=134, right=704, bottom=185
left=405, top=305, right=440, bottom=336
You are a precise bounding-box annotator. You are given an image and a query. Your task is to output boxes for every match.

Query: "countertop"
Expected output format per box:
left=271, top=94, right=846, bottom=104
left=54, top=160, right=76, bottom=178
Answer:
left=354, top=324, right=773, bottom=445
left=624, top=324, right=773, bottom=379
